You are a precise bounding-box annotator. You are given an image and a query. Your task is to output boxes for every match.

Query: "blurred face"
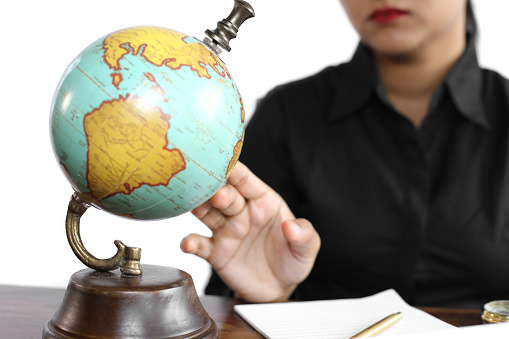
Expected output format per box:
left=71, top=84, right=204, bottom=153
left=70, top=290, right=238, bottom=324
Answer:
left=340, top=0, right=467, bottom=57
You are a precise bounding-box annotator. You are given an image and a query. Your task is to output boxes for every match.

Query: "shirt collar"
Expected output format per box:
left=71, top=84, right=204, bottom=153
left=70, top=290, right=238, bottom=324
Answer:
left=444, top=34, right=489, bottom=128
left=328, top=34, right=489, bottom=128
left=327, top=42, right=377, bottom=122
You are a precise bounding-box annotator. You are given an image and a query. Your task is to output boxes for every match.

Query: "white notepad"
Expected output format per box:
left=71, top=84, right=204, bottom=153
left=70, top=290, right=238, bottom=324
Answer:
left=233, top=289, right=456, bottom=339
left=384, top=322, right=509, bottom=339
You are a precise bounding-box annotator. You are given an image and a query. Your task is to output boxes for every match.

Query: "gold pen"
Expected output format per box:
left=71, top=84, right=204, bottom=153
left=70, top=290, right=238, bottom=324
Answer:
left=350, top=312, right=402, bottom=338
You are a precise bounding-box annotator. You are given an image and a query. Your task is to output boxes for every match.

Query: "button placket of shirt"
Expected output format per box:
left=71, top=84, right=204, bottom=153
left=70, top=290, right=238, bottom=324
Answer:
left=375, top=82, right=431, bottom=238
left=373, top=84, right=432, bottom=300
left=402, top=86, right=448, bottom=300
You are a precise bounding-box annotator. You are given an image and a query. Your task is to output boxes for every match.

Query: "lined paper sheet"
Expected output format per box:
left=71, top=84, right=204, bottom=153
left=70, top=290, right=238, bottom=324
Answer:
left=384, top=322, right=509, bottom=339
left=234, top=289, right=456, bottom=339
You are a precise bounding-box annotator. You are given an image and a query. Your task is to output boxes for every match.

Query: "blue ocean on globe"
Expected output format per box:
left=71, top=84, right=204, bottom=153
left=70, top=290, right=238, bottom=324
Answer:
left=50, top=26, right=245, bottom=220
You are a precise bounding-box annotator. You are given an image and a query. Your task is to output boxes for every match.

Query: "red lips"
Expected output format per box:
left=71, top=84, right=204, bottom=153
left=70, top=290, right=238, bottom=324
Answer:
left=370, top=8, right=409, bottom=24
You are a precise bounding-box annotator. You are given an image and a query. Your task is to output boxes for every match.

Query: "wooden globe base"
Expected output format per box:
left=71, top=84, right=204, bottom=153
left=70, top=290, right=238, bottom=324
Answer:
left=43, top=265, right=218, bottom=338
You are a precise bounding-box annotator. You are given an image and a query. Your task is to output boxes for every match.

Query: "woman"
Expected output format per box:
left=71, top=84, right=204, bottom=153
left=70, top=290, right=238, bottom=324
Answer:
left=181, top=0, right=509, bottom=308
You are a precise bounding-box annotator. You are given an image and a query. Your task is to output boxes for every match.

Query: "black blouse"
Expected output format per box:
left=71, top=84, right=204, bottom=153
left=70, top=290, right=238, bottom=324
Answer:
left=206, top=36, right=509, bottom=308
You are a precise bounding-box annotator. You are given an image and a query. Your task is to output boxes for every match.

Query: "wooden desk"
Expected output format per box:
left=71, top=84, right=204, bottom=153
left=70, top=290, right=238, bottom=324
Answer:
left=0, top=285, right=483, bottom=338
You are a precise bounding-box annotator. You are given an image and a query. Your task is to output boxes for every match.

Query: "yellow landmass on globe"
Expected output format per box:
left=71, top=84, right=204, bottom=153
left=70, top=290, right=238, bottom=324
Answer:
left=226, top=133, right=244, bottom=179
left=111, top=73, right=122, bottom=89
left=240, top=97, right=245, bottom=123
left=144, top=72, right=165, bottom=97
left=83, top=95, right=186, bottom=199
left=103, top=26, right=229, bottom=80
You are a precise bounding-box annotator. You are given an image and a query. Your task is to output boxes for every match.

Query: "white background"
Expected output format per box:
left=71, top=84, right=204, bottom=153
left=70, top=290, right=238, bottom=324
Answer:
left=1, top=0, right=507, bottom=295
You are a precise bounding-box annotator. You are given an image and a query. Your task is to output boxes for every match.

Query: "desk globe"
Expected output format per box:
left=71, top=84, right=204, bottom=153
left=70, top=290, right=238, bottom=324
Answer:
left=44, top=1, right=254, bottom=338
left=51, top=26, right=245, bottom=221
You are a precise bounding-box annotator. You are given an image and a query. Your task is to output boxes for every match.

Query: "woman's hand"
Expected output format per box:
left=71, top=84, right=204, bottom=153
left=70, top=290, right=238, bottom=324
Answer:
left=180, top=162, right=321, bottom=303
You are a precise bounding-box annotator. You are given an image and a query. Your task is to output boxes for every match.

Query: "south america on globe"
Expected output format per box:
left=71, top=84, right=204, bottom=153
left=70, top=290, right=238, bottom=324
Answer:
left=50, top=26, right=245, bottom=220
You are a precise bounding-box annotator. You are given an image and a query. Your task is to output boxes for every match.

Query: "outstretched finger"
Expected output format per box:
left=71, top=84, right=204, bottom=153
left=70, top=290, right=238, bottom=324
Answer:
left=180, top=233, right=213, bottom=260
left=281, top=219, right=321, bottom=261
left=227, top=162, right=271, bottom=200
left=192, top=201, right=227, bottom=231
left=210, top=183, right=248, bottom=216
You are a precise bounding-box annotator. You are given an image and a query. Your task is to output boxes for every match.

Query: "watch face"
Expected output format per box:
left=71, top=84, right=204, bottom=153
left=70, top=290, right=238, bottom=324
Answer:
left=485, top=301, right=509, bottom=316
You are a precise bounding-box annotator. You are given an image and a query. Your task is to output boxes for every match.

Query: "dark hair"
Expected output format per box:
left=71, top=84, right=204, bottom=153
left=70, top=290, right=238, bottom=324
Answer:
left=466, top=0, right=477, bottom=34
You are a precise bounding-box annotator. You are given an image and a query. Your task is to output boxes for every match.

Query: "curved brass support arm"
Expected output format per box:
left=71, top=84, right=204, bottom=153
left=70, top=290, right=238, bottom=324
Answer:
left=65, top=192, right=142, bottom=275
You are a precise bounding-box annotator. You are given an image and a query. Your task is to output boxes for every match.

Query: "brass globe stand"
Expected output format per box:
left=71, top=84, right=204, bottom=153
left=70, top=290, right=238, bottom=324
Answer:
left=43, top=193, right=218, bottom=339
left=65, top=193, right=143, bottom=276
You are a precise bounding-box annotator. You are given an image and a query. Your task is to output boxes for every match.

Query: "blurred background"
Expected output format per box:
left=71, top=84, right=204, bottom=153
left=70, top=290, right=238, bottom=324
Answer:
left=1, top=0, right=507, bottom=295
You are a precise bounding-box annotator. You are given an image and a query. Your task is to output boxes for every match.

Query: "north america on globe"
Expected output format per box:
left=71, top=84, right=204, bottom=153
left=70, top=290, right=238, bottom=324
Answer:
left=102, top=26, right=230, bottom=81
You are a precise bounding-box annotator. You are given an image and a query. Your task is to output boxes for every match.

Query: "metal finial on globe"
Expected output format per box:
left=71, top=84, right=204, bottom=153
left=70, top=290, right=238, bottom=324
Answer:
left=204, top=0, right=255, bottom=54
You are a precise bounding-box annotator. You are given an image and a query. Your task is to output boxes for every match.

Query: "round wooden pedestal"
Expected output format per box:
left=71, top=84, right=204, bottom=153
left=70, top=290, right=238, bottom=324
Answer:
left=43, top=265, right=218, bottom=338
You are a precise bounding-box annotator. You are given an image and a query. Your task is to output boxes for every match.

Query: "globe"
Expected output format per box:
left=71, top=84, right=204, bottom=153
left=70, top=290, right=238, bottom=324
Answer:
left=50, top=26, right=245, bottom=220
